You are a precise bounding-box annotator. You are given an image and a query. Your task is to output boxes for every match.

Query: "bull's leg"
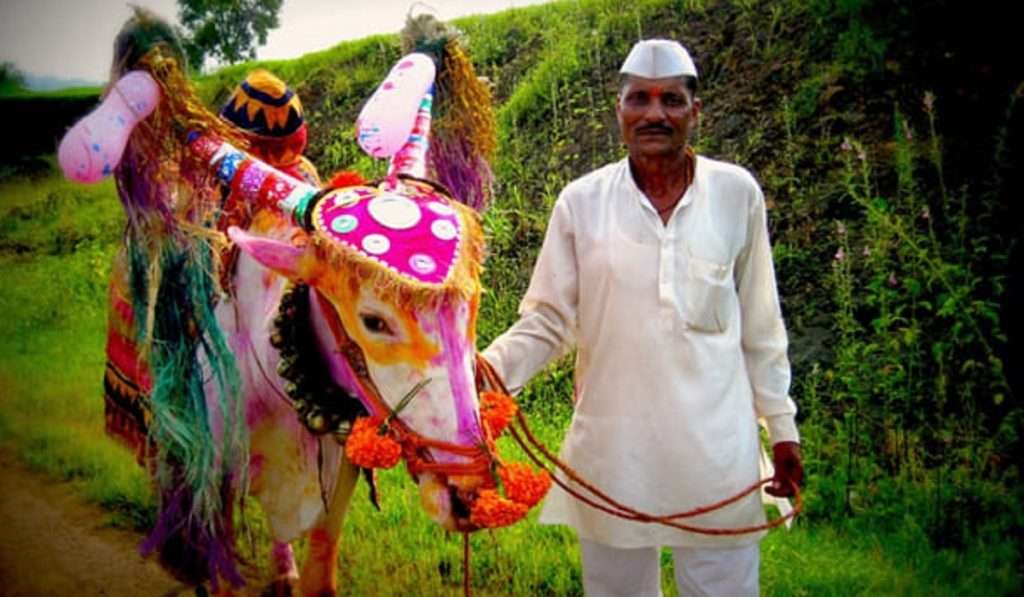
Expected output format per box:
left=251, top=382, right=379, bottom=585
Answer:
left=264, top=541, right=300, bottom=596
left=298, top=460, right=360, bottom=597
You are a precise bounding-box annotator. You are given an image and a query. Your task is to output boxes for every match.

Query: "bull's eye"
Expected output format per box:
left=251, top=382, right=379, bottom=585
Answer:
left=360, top=313, right=394, bottom=336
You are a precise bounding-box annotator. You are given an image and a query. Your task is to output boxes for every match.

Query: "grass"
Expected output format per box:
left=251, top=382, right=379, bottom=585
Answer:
left=0, top=86, right=101, bottom=100
left=0, top=169, right=1017, bottom=595
left=1, top=0, right=1021, bottom=594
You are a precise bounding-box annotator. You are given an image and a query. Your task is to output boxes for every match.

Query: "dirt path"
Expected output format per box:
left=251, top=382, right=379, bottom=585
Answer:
left=0, top=452, right=189, bottom=596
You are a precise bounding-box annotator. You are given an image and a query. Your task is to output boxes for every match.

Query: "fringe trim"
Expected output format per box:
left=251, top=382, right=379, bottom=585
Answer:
left=309, top=199, right=485, bottom=311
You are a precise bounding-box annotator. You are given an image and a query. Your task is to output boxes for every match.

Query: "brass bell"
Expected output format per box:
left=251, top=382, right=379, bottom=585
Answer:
left=277, top=359, right=298, bottom=379
left=307, top=413, right=327, bottom=433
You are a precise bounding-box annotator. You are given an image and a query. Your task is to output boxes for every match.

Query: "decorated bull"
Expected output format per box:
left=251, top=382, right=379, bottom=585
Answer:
left=58, top=9, right=547, bottom=595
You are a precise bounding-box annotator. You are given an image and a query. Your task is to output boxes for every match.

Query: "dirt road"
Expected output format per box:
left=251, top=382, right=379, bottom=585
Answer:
left=0, top=452, right=189, bottom=596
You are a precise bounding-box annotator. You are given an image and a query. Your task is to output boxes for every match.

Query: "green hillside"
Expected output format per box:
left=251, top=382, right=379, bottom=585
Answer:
left=0, top=0, right=1020, bottom=593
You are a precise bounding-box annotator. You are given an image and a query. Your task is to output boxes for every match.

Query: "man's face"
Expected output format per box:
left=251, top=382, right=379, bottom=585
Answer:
left=616, top=76, right=700, bottom=158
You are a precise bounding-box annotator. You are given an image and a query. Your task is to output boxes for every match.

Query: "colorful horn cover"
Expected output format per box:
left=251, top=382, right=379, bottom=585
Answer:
left=188, top=134, right=318, bottom=225
left=311, top=180, right=463, bottom=286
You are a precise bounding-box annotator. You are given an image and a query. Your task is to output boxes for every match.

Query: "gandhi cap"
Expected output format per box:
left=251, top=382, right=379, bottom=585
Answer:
left=619, top=39, right=698, bottom=79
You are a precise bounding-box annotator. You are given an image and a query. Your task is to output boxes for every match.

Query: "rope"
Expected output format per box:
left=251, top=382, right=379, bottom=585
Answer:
left=463, top=532, right=472, bottom=597
left=476, top=355, right=801, bottom=536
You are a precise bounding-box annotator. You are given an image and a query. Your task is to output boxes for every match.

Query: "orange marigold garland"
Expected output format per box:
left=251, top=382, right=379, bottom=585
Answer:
left=479, top=391, right=517, bottom=438
left=470, top=462, right=552, bottom=528
left=498, top=462, right=552, bottom=507
left=344, top=417, right=402, bottom=469
left=344, top=391, right=550, bottom=530
left=469, top=489, right=529, bottom=529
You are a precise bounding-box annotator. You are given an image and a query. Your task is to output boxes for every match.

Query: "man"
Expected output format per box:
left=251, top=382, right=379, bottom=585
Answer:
left=482, top=39, right=803, bottom=596
left=216, top=69, right=322, bottom=289
left=219, top=68, right=321, bottom=186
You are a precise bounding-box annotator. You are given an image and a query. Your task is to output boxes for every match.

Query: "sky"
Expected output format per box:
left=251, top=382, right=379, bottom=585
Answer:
left=0, top=0, right=553, bottom=86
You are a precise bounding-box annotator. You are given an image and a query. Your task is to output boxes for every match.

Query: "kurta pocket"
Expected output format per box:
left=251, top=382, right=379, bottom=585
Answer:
left=681, top=255, right=733, bottom=334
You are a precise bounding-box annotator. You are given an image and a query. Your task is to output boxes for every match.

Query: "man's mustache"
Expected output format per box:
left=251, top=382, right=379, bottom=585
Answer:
left=636, top=124, right=674, bottom=134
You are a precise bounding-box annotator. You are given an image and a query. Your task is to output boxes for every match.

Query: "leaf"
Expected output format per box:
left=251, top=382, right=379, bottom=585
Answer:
left=902, top=277, right=922, bottom=296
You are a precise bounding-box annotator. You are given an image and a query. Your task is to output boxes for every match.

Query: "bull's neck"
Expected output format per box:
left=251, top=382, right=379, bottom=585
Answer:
left=307, top=288, right=374, bottom=416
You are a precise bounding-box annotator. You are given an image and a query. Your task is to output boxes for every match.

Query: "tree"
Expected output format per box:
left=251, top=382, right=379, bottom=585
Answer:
left=0, top=62, right=26, bottom=95
left=177, top=0, right=284, bottom=70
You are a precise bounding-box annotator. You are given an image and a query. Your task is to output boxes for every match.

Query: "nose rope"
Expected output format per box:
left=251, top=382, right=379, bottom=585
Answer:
left=475, top=354, right=801, bottom=536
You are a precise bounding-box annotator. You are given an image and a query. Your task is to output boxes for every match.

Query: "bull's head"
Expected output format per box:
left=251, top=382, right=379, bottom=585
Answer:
left=226, top=173, right=491, bottom=531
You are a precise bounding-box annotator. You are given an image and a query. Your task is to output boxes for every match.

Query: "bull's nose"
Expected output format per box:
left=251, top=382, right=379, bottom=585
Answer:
left=450, top=486, right=471, bottom=520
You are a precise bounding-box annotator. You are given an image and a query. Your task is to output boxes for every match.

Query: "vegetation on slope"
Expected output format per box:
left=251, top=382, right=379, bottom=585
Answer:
left=0, top=0, right=1020, bottom=593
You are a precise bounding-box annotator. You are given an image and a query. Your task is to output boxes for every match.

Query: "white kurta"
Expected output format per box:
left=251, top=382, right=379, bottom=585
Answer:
left=483, top=155, right=799, bottom=548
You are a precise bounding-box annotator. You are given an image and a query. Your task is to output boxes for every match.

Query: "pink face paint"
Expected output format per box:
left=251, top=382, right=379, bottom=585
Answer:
left=437, top=298, right=481, bottom=446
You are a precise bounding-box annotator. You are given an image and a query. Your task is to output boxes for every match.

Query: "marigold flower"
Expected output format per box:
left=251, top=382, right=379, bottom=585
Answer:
left=498, top=462, right=552, bottom=507
left=480, top=391, right=518, bottom=437
left=469, top=489, right=529, bottom=528
left=345, top=417, right=402, bottom=469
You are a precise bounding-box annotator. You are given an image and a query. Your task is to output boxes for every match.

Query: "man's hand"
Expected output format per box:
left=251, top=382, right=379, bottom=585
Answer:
left=765, top=441, right=803, bottom=498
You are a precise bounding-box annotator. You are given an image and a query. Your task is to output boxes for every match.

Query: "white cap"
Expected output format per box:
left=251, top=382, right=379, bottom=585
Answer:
left=619, top=39, right=698, bottom=79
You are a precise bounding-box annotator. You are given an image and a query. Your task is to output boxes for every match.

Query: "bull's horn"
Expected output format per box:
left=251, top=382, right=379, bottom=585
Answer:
left=58, top=70, right=160, bottom=183
left=187, top=132, right=320, bottom=228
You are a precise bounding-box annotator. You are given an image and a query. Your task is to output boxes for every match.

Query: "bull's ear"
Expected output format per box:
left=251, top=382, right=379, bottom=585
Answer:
left=228, top=226, right=318, bottom=281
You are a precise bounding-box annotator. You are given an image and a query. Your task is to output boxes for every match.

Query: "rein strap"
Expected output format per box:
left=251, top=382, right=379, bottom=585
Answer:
left=475, top=354, right=801, bottom=536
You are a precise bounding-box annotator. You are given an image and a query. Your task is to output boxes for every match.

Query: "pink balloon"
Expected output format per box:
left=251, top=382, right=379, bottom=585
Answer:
left=356, top=53, right=435, bottom=159
left=58, top=70, right=160, bottom=183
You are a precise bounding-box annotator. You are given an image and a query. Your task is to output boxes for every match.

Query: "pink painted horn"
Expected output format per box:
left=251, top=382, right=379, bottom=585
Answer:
left=387, top=88, right=433, bottom=180
left=58, top=70, right=160, bottom=183
left=355, top=53, right=435, bottom=159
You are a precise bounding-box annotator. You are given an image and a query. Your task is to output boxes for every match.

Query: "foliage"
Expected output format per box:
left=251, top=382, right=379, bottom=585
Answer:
left=801, top=99, right=1018, bottom=548
left=1, top=0, right=1021, bottom=593
left=0, top=62, right=26, bottom=95
left=177, top=0, right=283, bottom=70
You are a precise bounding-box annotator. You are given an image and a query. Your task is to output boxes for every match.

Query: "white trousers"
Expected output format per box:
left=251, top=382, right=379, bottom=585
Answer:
left=580, top=538, right=760, bottom=597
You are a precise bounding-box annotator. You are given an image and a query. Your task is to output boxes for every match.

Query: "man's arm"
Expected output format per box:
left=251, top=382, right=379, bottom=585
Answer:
left=482, top=194, right=579, bottom=394
left=734, top=183, right=802, bottom=496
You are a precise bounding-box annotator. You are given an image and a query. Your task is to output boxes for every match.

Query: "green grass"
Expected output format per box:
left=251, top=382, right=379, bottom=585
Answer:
left=0, top=167, right=1018, bottom=594
left=1, top=0, right=1021, bottom=593
left=0, top=168, right=150, bottom=531
left=0, top=85, right=101, bottom=100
